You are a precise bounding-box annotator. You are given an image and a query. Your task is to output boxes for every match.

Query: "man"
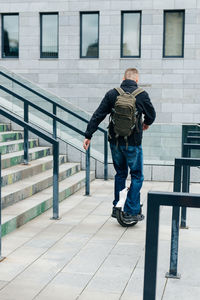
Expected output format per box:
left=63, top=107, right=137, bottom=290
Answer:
left=83, top=68, right=156, bottom=222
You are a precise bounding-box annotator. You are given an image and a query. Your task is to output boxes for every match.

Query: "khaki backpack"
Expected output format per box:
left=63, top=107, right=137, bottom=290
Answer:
left=110, top=87, right=144, bottom=147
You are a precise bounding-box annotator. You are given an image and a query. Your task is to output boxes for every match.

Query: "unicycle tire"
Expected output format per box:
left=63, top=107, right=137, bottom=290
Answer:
left=116, top=208, right=138, bottom=227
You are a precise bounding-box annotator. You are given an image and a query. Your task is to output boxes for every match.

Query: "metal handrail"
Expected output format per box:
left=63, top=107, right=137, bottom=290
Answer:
left=183, top=142, right=200, bottom=158
left=143, top=191, right=200, bottom=300
left=0, top=106, right=59, bottom=220
left=180, top=142, right=200, bottom=228
left=0, top=86, right=92, bottom=195
left=187, top=136, right=200, bottom=142
left=187, top=131, right=200, bottom=136
left=166, top=157, right=200, bottom=281
left=0, top=71, right=106, bottom=132
left=0, top=153, right=4, bottom=261
left=0, top=84, right=87, bottom=180
left=0, top=71, right=108, bottom=180
left=0, top=86, right=85, bottom=136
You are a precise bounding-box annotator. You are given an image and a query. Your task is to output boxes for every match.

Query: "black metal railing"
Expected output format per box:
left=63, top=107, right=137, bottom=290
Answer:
left=0, top=71, right=108, bottom=181
left=143, top=129, right=200, bottom=298
left=0, top=153, right=3, bottom=262
left=0, top=83, right=102, bottom=195
left=0, top=85, right=85, bottom=154
left=181, top=142, right=200, bottom=225
left=182, top=132, right=200, bottom=227
left=187, top=131, right=200, bottom=137
left=181, top=125, right=200, bottom=156
left=143, top=191, right=200, bottom=300
left=165, top=157, right=200, bottom=281
left=187, top=136, right=200, bottom=143
left=0, top=106, right=59, bottom=219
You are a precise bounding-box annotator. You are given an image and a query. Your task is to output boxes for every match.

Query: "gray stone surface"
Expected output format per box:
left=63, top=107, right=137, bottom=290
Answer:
left=0, top=179, right=199, bottom=299
left=152, top=165, right=174, bottom=182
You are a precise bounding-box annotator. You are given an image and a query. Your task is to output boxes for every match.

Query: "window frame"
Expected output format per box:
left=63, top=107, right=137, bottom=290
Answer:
left=80, top=11, right=99, bottom=59
left=1, top=13, right=19, bottom=59
left=40, top=12, right=59, bottom=59
left=121, top=10, right=142, bottom=59
left=163, top=10, right=185, bottom=58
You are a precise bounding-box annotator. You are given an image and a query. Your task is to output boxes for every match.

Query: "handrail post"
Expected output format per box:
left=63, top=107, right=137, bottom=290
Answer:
left=24, top=102, right=29, bottom=164
left=0, top=154, right=5, bottom=262
left=180, top=165, right=190, bottom=229
left=143, top=195, right=160, bottom=300
left=104, top=131, right=108, bottom=181
left=166, top=162, right=182, bottom=279
left=85, top=145, right=90, bottom=196
left=53, top=103, right=57, bottom=139
left=181, top=137, right=195, bottom=229
left=51, top=141, right=59, bottom=219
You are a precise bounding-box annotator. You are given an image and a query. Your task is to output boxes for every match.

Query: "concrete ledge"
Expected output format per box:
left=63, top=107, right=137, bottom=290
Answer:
left=2, top=163, right=81, bottom=209
left=0, top=138, right=38, bottom=155
left=0, top=123, right=11, bottom=132
left=2, top=171, right=95, bottom=237
left=1, top=147, right=52, bottom=169
left=1, top=155, right=67, bottom=187
left=94, top=160, right=200, bottom=183
left=0, top=131, right=23, bottom=142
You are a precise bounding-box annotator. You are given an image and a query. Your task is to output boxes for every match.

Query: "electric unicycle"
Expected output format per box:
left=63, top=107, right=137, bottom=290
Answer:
left=115, top=205, right=143, bottom=227
left=115, top=187, right=144, bottom=227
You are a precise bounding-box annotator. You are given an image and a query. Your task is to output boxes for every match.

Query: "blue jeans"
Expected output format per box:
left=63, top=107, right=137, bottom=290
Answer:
left=110, top=143, right=144, bottom=215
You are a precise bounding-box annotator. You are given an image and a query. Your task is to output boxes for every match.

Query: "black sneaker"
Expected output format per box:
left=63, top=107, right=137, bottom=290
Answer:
left=111, top=207, right=117, bottom=218
left=123, top=212, right=145, bottom=223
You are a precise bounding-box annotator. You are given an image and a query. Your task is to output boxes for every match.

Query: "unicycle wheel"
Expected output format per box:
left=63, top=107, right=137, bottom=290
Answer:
left=116, top=208, right=138, bottom=227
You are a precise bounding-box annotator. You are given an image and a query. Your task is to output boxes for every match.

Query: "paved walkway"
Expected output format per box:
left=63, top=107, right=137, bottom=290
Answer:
left=0, top=179, right=200, bottom=300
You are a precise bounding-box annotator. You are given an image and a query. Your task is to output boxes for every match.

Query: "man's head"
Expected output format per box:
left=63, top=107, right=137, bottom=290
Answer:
left=123, top=68, right=139, bottom=83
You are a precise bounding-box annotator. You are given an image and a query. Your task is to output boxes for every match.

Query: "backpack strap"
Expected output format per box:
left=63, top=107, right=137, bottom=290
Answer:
left=115, top=87, right=125, bottom=95
left=132, top=87, right=144, bottom=97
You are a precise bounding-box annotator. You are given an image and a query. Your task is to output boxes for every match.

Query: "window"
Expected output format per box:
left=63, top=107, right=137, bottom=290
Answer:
left=121, top=11, right=141, bottom=58
left=163, top=10, right=185, bottom=58
left=80, top=12, right=99, bottom=58
left=2, top=14, right=19, bottom=58
left=40, top=13, right=58, bottom=58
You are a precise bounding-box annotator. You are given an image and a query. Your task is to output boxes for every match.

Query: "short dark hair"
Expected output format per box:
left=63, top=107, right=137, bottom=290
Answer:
left=124, top=68, right=139, bottom=79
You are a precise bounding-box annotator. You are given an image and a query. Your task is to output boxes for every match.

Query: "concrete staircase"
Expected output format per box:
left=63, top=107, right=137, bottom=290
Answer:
left=0, top=123, right=95, bottom=237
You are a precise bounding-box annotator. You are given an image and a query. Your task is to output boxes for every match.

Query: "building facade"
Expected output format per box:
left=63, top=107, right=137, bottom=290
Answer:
left=0, top=0, right=200, bottom=123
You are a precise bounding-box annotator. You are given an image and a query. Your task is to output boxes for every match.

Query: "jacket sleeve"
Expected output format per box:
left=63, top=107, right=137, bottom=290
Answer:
left=84, top=91, right=112, bottom=139
left=139, top=91, right=156, bottom=126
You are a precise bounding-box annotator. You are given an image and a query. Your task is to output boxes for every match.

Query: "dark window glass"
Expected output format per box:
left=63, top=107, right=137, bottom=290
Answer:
left=80, top=12, right=99, bottom=58
left=40, top=13, right=58, bottom=58
left=2, top=14, right=19, bottom=58
left=163, top=11, right=185, bottom=58
left=121, top=11, right=141, bottom=58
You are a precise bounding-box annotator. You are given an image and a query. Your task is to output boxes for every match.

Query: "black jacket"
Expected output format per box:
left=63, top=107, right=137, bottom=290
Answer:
left=84, top=79, right=156, bottom=146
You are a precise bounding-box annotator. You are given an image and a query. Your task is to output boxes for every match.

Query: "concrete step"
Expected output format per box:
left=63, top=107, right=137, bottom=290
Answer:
left=1, top=146, right=52, bottom=169
left=0, top=131, right=23, bottom=142
left=1, top=171, right=95, bottom=236
left=2, top=162, right=81, bottom=208
left=0, top=138, right=39, bottom=155
left=0, top=123, right=11, bottom=132
left=1, top=154, right=67, bottom=187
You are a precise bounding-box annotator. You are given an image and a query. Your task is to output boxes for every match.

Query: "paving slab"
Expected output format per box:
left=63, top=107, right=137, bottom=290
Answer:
left=0, top=179, right=199, bottom=300
left=34, top=272, right=93, bottom=300
left=0, top=281, right=9, bottom=290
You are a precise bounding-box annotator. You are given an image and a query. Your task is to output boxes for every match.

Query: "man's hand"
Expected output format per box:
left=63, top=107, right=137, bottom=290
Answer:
left=143, top=123, right=149, bottom=131
left=83, top=139, right=91, bottom=150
